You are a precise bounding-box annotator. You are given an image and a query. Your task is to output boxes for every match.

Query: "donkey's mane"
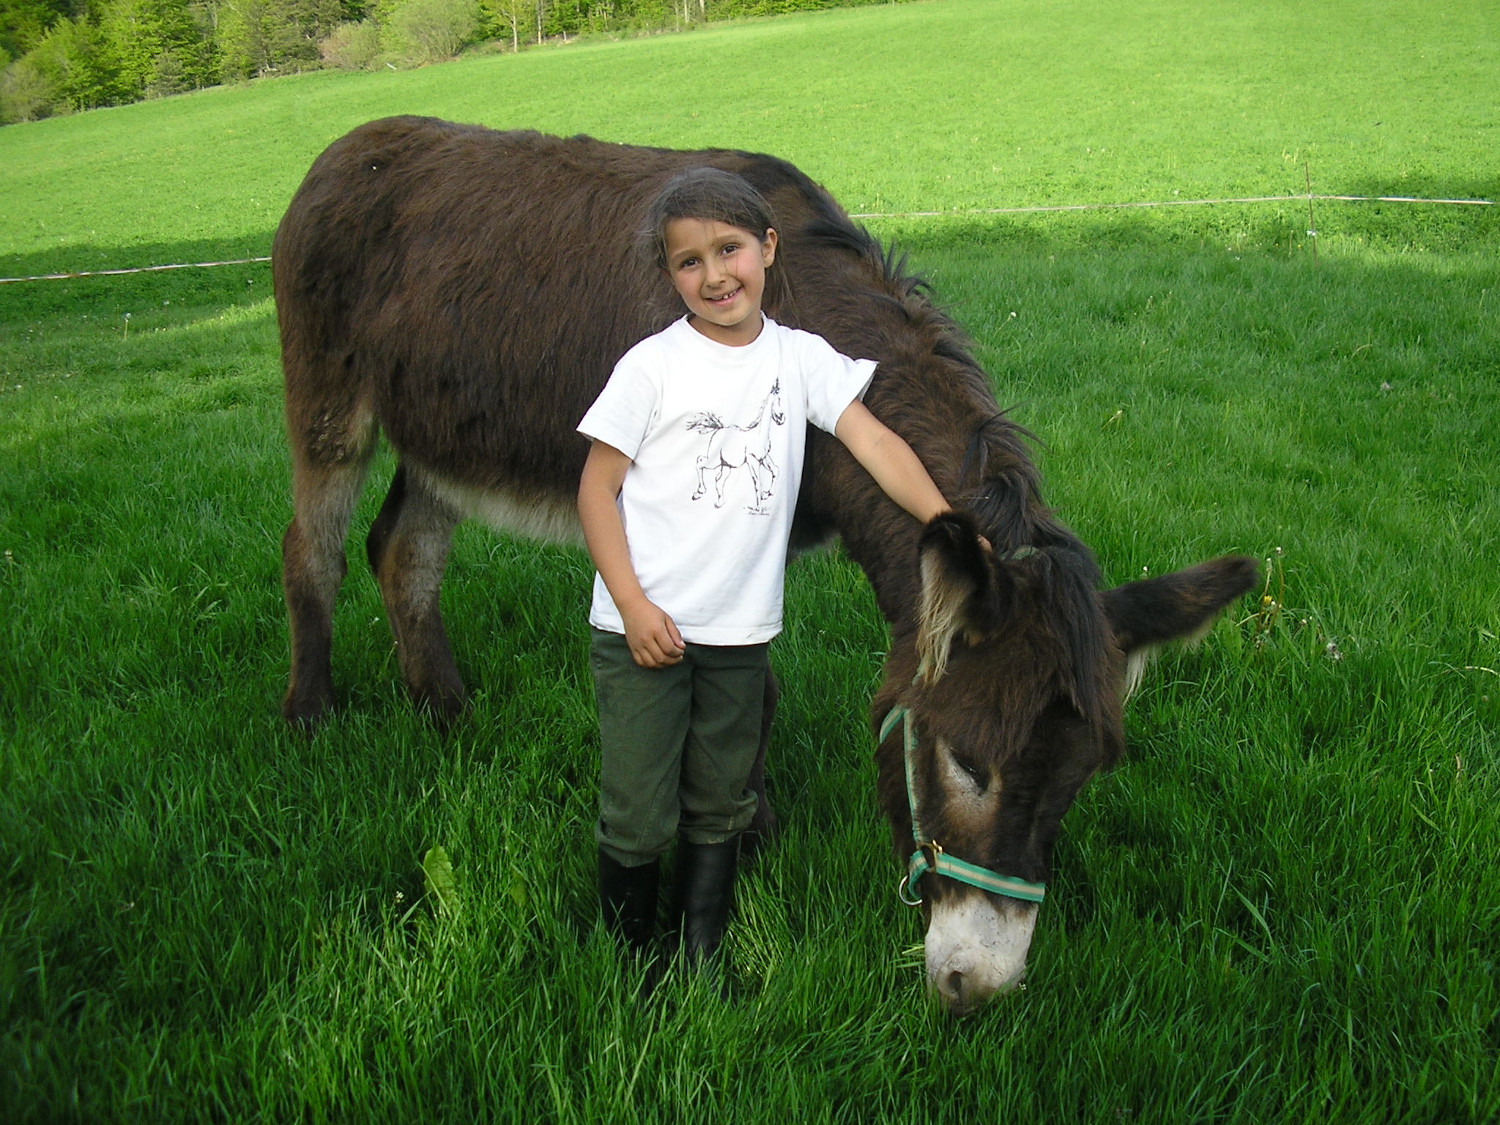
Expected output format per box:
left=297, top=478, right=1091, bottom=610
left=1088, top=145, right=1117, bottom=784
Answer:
left=802, top=211, right=931, bottom=303
left=800, top=209, right=1090, bottom=555
left=796, top=205, right=1114, bottom=740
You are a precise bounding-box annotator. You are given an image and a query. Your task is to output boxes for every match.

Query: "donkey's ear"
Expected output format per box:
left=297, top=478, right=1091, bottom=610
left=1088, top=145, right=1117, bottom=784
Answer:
left=916, top=512, right=1013, bottom=683
left=1101, top=555, right=1258, bottom=693
left=1101, top=555, right=1258, bottom=652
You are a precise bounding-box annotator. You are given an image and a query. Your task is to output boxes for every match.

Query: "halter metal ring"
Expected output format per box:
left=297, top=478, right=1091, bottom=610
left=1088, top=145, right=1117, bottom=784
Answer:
left=897, top=872, right=923, bottom=907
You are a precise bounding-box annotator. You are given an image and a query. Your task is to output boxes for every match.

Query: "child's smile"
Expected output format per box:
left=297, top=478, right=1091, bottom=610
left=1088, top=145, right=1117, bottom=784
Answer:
left=663, top=217, right=778, bottom=347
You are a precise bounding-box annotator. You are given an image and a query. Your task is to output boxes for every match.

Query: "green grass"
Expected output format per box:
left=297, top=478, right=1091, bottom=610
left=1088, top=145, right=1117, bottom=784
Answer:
left=2, top=0, right=1499, bottom=1121
left=1, top=0, right=1495, bottom=273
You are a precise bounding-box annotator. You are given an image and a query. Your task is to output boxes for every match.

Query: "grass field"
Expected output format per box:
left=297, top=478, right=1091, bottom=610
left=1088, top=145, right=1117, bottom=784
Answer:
left=2, top=0, right=1498, bottom=1120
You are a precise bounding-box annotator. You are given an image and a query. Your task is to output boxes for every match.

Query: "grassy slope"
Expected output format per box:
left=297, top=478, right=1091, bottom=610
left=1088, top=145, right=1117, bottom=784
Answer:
left=2, top=1, right=1498, bottom=1121
left=0, top=0, right=1495, bottom=270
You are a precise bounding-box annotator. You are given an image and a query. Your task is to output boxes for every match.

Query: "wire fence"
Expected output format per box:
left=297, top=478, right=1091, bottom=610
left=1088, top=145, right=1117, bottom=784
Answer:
left=0, top=193, right=1492, bottom=286
left=848, top=192, right=1495, bottom=220
left=0, top=256, right=272, bottom=286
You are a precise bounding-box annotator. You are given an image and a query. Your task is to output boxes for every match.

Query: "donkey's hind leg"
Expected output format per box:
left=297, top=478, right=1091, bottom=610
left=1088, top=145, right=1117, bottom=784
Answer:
left=366, top=465, right=466, bottom=722
left=283, top=452, right=372, bottom=726
left=741, top=668, right=781, bottom=858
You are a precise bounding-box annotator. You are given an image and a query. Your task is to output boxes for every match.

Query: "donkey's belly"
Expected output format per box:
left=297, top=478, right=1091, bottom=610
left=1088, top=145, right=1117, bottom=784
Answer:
left=413, top=464, right=584, bottom=546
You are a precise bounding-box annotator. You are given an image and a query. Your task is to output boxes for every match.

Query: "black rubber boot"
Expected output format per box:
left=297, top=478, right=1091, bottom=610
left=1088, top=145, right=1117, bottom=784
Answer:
left=670, top=836, right=740, bottom=967
left=598, top=850, right=659, bottom=955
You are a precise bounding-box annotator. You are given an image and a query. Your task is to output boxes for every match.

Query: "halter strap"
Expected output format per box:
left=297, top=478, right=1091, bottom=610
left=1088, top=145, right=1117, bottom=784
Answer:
left=881, top=702, right=1048, bottom=907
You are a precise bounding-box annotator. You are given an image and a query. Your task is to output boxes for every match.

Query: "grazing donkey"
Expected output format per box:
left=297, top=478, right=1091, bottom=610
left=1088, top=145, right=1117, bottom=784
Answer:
left=274, top=117, right=1256, bottom=1016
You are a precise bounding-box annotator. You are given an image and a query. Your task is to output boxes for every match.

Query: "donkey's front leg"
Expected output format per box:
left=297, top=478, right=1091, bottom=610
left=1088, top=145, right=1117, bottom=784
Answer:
left=366, top=465, right=467, bottom=722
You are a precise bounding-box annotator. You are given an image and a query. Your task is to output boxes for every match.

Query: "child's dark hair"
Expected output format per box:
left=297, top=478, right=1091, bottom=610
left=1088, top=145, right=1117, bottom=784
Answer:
left=642, top=167, right=777, bottom=270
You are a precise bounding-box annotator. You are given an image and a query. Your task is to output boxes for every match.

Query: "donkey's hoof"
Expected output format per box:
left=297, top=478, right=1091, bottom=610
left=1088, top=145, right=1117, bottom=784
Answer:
left=741, top=806, right=781, bottom=860
left=413, top=681, right=469, bottom=727
left=281, top=691, right=333, bottom=731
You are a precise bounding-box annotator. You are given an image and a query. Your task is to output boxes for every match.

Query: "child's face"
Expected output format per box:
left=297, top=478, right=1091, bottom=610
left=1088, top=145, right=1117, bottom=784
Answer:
left=662, top=218, right=778, bottom=347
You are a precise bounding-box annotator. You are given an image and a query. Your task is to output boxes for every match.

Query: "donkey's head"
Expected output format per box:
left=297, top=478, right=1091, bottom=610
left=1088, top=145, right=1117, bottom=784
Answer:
left=875, top=512, right=1257, bottom=1016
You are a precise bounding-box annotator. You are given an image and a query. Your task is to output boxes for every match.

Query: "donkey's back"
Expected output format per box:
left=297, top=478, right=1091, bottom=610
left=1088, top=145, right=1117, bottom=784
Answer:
left=278, top=117, right=661, bottom=496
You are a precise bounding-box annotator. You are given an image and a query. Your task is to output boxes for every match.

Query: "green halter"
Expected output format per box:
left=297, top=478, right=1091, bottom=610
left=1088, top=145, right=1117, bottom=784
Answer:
left=880, top=702, right=1048, bottom=907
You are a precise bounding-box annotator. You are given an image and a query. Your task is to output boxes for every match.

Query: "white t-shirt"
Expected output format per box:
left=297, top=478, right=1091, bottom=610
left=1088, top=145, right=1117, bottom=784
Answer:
left=578, top=315, right=876, bottom=645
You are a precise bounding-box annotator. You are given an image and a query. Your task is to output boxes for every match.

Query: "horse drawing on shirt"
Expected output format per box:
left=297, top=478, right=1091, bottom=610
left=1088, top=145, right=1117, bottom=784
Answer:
left=687, top=380, right=786, bottom=514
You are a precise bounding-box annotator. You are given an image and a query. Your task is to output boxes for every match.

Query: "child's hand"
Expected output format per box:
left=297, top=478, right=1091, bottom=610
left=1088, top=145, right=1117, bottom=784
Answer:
left=621, top=600, right=686, bottom=668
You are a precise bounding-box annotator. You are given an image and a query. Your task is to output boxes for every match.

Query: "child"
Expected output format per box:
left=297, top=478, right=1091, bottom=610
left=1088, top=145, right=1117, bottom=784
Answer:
left=576, top=167, right=953, bottom=970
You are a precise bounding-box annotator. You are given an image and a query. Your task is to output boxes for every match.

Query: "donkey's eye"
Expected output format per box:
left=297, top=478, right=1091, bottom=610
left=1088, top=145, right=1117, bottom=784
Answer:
left=954, top=757, right=987, bottom=788
left=937, top=738, right=990, bottom=794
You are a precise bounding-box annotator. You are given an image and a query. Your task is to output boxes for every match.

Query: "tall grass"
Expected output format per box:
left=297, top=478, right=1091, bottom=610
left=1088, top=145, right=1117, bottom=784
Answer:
left=2, top=1, right=1497, bottom=1121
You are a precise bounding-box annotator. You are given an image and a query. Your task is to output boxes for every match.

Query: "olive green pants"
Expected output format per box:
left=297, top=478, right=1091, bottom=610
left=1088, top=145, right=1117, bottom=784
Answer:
left=590, top=629, right=767, bottom=867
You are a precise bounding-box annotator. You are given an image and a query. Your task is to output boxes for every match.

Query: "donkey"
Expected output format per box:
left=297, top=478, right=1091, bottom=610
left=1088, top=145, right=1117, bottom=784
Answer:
left=274, top=116, right=1256, bottom=1016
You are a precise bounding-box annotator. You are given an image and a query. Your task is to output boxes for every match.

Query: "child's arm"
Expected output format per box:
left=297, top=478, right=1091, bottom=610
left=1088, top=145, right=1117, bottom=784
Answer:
left=578, top=439, right=686, bottom=668
left=833, top=400, right=952, bottom=524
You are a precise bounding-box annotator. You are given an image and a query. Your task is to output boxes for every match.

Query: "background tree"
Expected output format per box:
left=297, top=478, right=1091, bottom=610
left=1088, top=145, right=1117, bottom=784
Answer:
left=477, top=0, right=532, bottom=51
left=542, top=0, right=580, bottom=38
left=0, top=54, right=51, bottom=119
left=0, top=9, right=122, bottom=119
left=1, top=0, right=87, bottom=63
left=318, top=17, right=380, bottom=67
left=383, top=0, right=477, bottom=64
left=97, top=0, right=214, bottom=94
left=217, top=0, right=348, bottom=78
